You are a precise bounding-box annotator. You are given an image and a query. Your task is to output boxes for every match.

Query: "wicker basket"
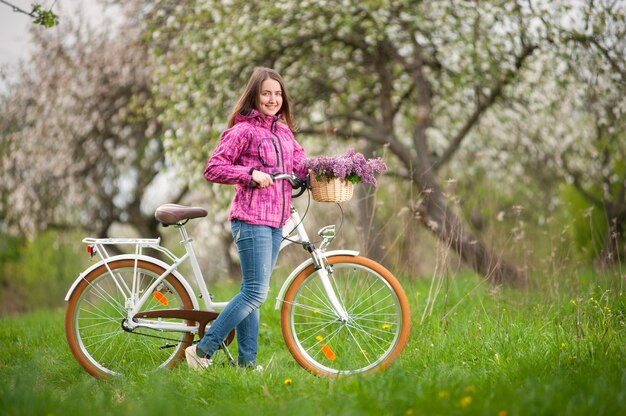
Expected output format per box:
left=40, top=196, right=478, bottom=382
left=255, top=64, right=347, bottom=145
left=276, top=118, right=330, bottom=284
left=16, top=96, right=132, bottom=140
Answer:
left=310, top=174, right=354, bottom=202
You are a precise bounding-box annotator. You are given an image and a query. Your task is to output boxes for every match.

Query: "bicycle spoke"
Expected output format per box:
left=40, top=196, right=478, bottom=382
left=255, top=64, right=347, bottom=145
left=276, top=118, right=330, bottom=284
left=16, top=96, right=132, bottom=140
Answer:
left=296, top=319, right=340, bottom=344
left=284, top=299, right=338, bottom=319
left=305, top=324, right=345, bottom=362
left=347, top=282, right=390, bottom=315
left=80, top=298, right=124, bottom=321
left=78, top=305, right=123, bottom=323
left=77, top=318, right=120, bottom=330
left=305, top=277, right=338, bottom=312
left=343, top=324, right=372, bottom=365
left=347, top=319, right=394, bottom=354
left=82, top=282, right=127, bottom=316
left=351, top=305, right=398, bottom=318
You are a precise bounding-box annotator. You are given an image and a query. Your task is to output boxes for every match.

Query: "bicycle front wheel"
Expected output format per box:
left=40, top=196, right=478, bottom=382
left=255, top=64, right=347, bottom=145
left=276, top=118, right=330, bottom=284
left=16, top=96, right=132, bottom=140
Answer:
left=65, top=259, right=194, bottom=378
left=281, top=255, right=410, bottom=377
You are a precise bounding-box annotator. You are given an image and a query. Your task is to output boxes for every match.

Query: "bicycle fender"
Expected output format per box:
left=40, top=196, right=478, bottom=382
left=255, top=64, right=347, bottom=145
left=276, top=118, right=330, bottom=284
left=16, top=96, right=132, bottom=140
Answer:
left=64, top=254, right=200, bottom=310
left=274, top=250, right=359, bottom=310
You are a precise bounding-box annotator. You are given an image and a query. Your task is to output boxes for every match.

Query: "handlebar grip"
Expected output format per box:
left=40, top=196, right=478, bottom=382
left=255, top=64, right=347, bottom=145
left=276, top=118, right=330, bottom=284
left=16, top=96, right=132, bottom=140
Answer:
left=249, top=172, right=309, bottom=198
left=250, top=172, right=278, bottom=188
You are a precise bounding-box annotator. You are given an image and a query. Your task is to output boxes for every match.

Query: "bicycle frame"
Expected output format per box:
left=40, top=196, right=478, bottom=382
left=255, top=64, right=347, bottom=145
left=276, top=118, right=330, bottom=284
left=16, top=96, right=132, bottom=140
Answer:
left=65, top=202, right=355, bottom=332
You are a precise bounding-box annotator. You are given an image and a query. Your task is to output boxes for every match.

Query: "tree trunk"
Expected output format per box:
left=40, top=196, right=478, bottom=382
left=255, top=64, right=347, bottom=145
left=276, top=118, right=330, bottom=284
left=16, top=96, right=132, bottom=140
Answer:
left=401, top=44, right=528, bottom=286
left=599, top=214, right=624, bottom=269
left=413, top=179, right=526, bottom=285
left=408, top=132, right=526, bottom=285
left=357, top=184, right=385, bottom=263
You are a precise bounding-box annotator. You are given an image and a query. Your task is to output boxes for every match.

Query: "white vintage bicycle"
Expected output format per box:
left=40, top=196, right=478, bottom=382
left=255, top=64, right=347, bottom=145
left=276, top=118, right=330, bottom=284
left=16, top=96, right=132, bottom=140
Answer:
left=64, top=173, right=410, bottom=379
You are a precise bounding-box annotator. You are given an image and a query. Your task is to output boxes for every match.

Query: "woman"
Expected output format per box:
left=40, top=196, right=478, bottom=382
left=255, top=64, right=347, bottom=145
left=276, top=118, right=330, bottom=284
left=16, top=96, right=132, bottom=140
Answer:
left=186, top=67, right=307, bottom=370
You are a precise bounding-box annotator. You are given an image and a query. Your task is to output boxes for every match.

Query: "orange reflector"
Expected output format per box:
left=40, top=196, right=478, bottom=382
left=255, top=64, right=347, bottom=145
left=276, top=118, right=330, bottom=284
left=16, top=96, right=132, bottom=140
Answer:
left=153, top=291, right=169, bottom=306
left=321, top=344, right=336, bottom=361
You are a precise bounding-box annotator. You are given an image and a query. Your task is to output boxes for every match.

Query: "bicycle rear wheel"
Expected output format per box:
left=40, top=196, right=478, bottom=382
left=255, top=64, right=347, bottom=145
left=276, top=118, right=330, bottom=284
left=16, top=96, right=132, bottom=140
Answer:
left=280, top=255, right=410, bottom=377
left=65, top=259, right=194, bottom=378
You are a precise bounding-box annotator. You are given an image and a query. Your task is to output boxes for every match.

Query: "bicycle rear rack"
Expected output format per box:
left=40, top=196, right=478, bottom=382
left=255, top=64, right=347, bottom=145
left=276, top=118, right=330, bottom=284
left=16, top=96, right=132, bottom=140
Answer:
left=82, top=237, right=179, bottom=263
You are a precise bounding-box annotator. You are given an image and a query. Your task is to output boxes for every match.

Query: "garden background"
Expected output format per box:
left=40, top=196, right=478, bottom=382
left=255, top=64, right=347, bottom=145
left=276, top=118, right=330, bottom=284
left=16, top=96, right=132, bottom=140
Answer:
left=1, top=1, right=625, bottom=415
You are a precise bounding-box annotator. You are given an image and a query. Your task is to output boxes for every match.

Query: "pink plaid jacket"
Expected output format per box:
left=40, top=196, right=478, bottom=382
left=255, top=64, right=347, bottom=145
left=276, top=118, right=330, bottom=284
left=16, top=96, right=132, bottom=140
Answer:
left=204, top=110, right=307, bottom=228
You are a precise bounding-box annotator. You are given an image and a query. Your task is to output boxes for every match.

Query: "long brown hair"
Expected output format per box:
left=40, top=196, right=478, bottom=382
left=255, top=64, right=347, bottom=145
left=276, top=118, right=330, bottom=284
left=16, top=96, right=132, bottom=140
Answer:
left=226, top=67, right=296, bottom=130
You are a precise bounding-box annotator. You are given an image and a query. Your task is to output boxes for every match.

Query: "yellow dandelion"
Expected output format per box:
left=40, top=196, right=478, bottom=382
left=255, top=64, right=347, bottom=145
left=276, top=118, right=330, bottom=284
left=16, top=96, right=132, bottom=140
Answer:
left=382, top=323, right=391, bottom=330
left=284, top=378, right=293, bottom=385
left=316, top=335, right=324, bottom=341
left=406, top=409, right=414, bottom=416
left=561, top=342, right=566, bottom=349
left=438, top=390, right=449, bottom=399
left=498, top=411, right=508, bottom=416
left=606, top=307, right=612, bottom=313
left=570, top=299, right=577, bottom=305
left=459, top=396, right=472, bottom=407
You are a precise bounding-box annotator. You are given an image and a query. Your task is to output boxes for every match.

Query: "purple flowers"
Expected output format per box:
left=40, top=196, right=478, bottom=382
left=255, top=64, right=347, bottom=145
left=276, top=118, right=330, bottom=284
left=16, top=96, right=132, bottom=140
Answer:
left=302, top=149, right=387, bottom=186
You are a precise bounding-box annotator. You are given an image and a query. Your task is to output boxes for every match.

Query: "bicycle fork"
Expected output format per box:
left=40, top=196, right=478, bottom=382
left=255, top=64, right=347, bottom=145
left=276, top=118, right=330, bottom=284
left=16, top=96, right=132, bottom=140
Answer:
left=310, top=248, right=350, bottom=323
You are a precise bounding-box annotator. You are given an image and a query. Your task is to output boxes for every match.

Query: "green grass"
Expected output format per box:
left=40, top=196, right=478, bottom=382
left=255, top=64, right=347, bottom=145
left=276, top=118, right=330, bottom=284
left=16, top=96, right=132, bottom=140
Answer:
left=1, top=273, right=625, bottom=416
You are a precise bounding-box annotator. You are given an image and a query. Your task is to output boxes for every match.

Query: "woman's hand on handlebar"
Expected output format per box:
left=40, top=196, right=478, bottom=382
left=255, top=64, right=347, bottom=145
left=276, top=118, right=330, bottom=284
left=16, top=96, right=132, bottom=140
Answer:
left=250, top=172, right=309, bottom=197
left=251, top=170, right=274, bottom=188
left=268, top=172, right=309, bottom=198
left=269, top=172, right=305, bottom=187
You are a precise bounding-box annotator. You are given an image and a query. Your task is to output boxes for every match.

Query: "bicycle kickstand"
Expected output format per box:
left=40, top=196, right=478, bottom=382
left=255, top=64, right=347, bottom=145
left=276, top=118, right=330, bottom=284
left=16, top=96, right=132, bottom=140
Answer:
left=218, top=342, right=236, bottom=366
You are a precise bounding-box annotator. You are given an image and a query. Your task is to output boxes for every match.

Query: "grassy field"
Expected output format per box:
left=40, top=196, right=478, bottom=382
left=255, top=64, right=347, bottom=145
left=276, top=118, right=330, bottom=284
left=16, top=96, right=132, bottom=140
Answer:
left=1, top=272, right=625, bottom=416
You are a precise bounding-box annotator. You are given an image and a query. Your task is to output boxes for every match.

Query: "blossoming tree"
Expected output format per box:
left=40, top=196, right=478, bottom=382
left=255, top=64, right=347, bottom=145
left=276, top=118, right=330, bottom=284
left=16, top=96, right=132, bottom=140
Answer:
left=460, top=0, right=626, bottom=268
left=524, top=1, right=626, bottom=267
left=0, top=15, right=176, bottom=241
left=148, top=0, right=545, bottom=284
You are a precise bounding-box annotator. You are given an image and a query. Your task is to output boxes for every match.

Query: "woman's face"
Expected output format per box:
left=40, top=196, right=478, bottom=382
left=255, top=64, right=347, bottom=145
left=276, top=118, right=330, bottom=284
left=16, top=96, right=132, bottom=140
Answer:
left=257, top=78, right=283, bottom=117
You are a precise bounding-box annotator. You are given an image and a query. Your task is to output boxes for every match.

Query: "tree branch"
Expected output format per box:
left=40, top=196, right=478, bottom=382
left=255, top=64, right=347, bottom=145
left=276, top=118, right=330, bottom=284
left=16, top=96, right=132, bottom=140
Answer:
left=561, top=148, right=604, bottom=207
left=0, top=0, right=59, bottom=27
left=433, top=43, right=538, bottom=171
left=326, top=112, right=376, bottom=128
left=588, top=37, right=626, bottom=84
left=298, top=127, right=384, bottom=145
left=0, top=0, right=36, bottom=17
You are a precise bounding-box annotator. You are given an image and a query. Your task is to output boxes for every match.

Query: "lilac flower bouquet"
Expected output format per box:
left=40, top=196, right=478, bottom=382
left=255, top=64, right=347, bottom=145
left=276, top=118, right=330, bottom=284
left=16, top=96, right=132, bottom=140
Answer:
left=302, top=149, right=388, bottom=187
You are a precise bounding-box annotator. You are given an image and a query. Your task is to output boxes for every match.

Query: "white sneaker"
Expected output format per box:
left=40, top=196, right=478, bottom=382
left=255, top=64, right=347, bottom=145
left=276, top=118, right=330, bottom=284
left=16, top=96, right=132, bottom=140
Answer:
left=185, top=345, right=212, bottom=370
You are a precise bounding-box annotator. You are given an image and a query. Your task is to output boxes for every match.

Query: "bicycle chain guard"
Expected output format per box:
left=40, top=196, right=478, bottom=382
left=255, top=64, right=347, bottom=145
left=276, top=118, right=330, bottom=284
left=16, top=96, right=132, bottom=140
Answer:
left=133, top=309, right=236, bottom=345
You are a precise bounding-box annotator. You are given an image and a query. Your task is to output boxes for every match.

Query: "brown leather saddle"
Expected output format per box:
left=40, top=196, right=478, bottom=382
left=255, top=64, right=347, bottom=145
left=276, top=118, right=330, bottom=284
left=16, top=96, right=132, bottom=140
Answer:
left=154, top=203, right=208, bottom=226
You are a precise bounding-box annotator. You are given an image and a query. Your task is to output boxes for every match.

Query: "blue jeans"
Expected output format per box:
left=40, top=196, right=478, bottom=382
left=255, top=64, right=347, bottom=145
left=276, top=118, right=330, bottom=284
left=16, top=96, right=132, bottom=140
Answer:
left=197, top=220, right=282, bottom=366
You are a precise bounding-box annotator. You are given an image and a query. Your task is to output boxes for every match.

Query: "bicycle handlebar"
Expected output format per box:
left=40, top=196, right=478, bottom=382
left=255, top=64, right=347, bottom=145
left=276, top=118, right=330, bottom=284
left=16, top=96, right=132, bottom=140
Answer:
left=271, top=172, right=301, bottom=186
left=249, top=172, right=309, bottom=198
